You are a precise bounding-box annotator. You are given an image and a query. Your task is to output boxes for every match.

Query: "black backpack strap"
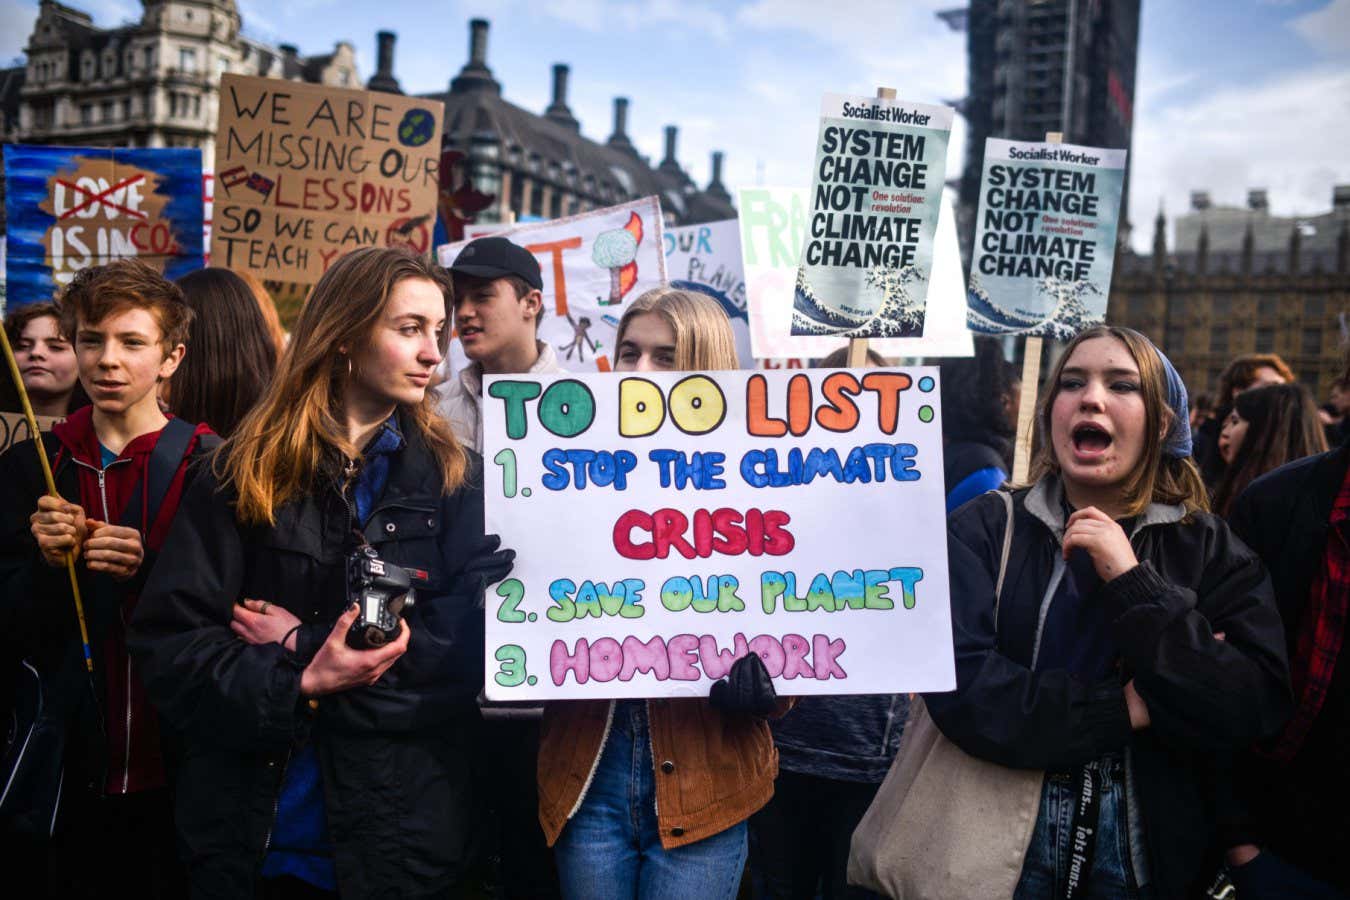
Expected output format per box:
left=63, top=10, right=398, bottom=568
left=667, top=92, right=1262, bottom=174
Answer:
left=118, top=417, right=198, bottom=534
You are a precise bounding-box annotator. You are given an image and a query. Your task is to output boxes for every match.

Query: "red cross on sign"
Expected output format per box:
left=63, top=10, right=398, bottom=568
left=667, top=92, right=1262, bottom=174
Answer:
left=55, top=174, right=148, bottom=221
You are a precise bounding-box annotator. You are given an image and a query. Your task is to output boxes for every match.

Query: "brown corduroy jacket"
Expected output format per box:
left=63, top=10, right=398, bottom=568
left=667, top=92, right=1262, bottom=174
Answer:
left=537, top=697, right=789, bottom=850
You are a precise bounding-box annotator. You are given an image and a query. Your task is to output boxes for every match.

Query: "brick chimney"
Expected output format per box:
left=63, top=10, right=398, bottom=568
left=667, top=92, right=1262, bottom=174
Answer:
left=367, top=30, right=402, bottom=94
left=544, top=63, right=579, bottom=131
left=450, top=18, right=500, bottom=95
left=706, top=150, right=731, bottom=203
left=607, top=97, right=637, bottom=155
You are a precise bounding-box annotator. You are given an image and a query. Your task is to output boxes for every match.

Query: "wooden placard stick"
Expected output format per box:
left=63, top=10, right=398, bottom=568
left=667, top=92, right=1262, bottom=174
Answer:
left=846, top=86, right=897, bottom=368
left=1010, top=131, right=1063, bottom=483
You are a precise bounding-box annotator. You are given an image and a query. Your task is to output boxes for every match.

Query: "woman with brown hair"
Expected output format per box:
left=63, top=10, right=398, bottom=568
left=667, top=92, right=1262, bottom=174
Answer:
left=1196, top=353, right=1296, bottom=487
left=129, top=247, right=513, bottom=898
left=168, top=267, right=278, bottom=438
left=1211, top=382, right=1328, bottom=519
left=0, top=302, right=89, bottom=416
left=929, top=325, right=1290, bottom=898
left=539, top=287, right=789, bottom=900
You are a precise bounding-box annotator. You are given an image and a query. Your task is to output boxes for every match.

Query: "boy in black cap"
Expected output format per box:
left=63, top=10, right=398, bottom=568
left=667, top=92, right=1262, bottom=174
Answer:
left=437, top=236, right=562, bottom=452
left=436, top=236, right=562, bottom=898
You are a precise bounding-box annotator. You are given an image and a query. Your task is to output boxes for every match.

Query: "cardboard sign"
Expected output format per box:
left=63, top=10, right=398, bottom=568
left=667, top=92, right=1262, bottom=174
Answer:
left=740, top=186, right=972, bottom=361
left=0, top=410, right=61, bottom=455
left=663, top=219, right=754, bottom=367
left=438, top=197, right=667, bottom=374
left=792, top=94, right=954, bottom=339
left=481, top=367, right=956, bottom=700
left=3, top=145, right=204, bottom=306
left=212, top=74, right=443, bottom=282
left=967, top=138, right=1127, bottom=338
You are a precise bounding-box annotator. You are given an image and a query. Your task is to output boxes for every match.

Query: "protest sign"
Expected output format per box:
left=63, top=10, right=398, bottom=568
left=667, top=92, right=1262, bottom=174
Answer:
left=212, top=74, right=443, bottom=283
left=0, top=410, right=61, bottom=455
left=438, top=196, right=667, bottom=374
left=740, top=186, right=972, bottom=362
left=967, top=138, right=1127, bottom=339
left=3, top=145, right=204, bottom=306
left=480, top=367, right=955, bottom=701
left=664, top=218, right=753, bottom=367
left=792, top=94, right=954, bottom=339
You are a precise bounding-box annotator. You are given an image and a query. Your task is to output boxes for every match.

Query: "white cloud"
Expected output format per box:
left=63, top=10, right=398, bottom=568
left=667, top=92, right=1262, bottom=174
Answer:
left=1128, top=66, right=1350, bottom=250
left=1290, top=0, right=1350, bottom=53
left=527, top=0, right=732, bottom=41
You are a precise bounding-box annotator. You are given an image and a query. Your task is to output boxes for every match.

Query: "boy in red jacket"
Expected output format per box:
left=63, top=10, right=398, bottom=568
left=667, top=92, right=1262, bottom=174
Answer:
left=0, top=259, right=214, bottom=895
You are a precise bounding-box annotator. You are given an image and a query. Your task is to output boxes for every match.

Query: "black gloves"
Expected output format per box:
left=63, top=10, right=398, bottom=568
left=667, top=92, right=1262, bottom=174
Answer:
left=463, top=534, right=516, bottom=605
left=709, top=652, right=779, bottom=718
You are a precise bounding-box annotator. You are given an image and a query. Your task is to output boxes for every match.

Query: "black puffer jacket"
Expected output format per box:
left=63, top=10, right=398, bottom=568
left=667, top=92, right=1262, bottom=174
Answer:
left=128, top=422, right=488, bottom=900
left=928, top=479, right=1291, bottom=899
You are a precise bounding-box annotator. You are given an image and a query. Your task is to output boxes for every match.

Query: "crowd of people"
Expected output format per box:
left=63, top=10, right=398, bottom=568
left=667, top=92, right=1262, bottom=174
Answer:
left=0, top=238, right=1346, bottom=900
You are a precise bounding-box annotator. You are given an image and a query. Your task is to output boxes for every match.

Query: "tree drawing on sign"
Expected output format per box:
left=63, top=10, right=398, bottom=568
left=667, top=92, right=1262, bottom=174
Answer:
left=592, top=211, right=644, bottom=305
left=561, top=311, right=599, bottom=362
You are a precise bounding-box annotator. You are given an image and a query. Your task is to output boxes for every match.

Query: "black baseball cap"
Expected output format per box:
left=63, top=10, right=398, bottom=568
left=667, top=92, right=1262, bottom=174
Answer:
left=448, top=236, right=543, bottom=290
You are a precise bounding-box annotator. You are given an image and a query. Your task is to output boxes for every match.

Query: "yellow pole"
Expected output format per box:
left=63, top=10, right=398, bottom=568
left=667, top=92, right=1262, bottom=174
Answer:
left=0, top=322, right=94, bottom=673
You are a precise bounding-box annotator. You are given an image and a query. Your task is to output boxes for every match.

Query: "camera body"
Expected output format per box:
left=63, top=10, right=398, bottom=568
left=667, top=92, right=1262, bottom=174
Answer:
left=346, top=545, right=415, bottom=649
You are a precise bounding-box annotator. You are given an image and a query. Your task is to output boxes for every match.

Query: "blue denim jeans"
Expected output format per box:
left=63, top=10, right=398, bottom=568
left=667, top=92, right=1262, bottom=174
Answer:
left=1014, top=755, right=1155, bottom=900
left=554, top=701, right=749, bottom=900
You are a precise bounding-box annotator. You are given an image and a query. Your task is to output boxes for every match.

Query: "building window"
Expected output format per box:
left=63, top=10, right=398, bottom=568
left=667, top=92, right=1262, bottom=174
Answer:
left=179, top=47, right=198, bottom=73
left=1305, top=295, right=1326, bottom=318
left=550, top=191, right=563, bottom=220
left=530, top=183, right=544, bottom=217
left=1164, top=326, right=1184, bottom=354
left=80, top=103, right=93, bottom=125
left=1213, top=295, right=1232, bottom=317
left=1210, top=326, right=1229, bottom=355
left=1302, top=328, right=1322, bottom=357
left=82, top=52, right=95, bottom=80
left=1257, top=296, right=1278, bottom=317
left=1255, top=326, right=1274, bottom=353
left=102, top=100, right=115, bottom=122
left=1128, top=294, right=1149, bottom=317
left=144, top=47, right=155, bottom=69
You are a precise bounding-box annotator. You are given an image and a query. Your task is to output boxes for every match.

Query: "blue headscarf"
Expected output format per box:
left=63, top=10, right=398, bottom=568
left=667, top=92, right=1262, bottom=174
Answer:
left=1152, top=341, right=1191, bottom=459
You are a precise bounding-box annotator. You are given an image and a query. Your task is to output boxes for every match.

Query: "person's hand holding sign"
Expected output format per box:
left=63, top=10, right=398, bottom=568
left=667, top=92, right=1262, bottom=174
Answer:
left=82, top=518, right=145, bottom=580
left=30, top=495, right=87, bottom=566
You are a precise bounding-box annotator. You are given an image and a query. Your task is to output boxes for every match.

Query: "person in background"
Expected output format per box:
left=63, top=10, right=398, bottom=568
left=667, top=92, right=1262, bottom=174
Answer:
left=129, top=248, right=511, bottom=898
left=0, top=302, right=89, bottom=416
left=0, top=260, right=214, bottom=897
left=1211, top=383, right=1327, bottom=519
left=1223, top=356, right=1350, bottom=899
left=930, top=325, right=1290, bottom=899
left=168, top=268, right=278, bottom=439
left=1195, top=353, right=1295, bottom=487
left=437, top=236, right=562, bottom=450
left=435, top=235, right=564, bottom=899
left=235, top=268, right=289, bottom=357
left=539, top=287, right=789, bottom=900
left=1189, top=391, right=1215, bottom=437
left=815, top=345, right=886, bottom=368
left=749, top=347, right=905, bottom=900
left=1320, top=376, right=1350, bottom=447
left=939, top=337, right=1021, bottom=512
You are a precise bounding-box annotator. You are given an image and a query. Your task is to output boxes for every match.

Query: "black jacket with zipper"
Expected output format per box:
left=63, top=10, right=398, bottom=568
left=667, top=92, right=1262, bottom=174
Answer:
left=927, top=479, right=1291, bottom=899
left=128, top=420, right=488, bottom=899
left=1224, top=443, right=1350, bottom=892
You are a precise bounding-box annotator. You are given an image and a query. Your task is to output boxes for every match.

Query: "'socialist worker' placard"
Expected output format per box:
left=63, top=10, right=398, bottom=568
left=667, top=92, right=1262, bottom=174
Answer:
left=966, top=138, right=1127, bottom=339
left=212, top=73, right=444, bottom=283
left=792, top=93, right=954, bottom=340
left=481, top=368, right=956, bottom=701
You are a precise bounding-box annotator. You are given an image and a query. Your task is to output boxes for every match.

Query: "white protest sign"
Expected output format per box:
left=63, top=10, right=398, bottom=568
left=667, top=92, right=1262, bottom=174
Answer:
left=438, top=197, right=667, bottom=375
left=740, top=186, right=972, bottom=361
left=663, top=218, right=753, bottom=367
left=967, top=138, right=1127, bottom=339
left=482, top=367, right=956, bottom=701
left=793, top=94, right=954, bottom=339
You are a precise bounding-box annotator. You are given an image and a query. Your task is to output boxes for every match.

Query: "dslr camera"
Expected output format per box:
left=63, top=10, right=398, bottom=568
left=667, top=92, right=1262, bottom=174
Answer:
left=346, top=544, right=415, bottom=649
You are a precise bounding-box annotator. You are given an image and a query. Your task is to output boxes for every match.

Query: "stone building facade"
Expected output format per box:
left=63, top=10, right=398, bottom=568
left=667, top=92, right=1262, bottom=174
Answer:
left=1107, top=186, right=1350, bottom=400
left=4, top=0, right=357, bottom=170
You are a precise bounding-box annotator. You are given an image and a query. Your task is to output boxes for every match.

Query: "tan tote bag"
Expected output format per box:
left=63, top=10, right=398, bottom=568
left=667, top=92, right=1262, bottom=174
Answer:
left=847, top=492, right=1044, bottom=900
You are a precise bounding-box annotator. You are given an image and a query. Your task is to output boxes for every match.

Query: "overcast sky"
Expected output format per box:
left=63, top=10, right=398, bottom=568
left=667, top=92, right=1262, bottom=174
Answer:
left=2, top=0, right=1348, bottom=251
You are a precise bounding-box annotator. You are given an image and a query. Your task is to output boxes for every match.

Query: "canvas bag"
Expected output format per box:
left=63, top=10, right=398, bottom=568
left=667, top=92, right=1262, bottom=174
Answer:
left=847, top=491, right=1044, bottom=899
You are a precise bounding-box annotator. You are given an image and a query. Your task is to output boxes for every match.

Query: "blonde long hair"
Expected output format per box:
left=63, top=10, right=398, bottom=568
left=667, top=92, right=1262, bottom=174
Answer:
left=1029, top=325, right=1208, bottom=517
left=616, top=288, right=739, bottom=371
left=219, top=248, right=467, bottom=525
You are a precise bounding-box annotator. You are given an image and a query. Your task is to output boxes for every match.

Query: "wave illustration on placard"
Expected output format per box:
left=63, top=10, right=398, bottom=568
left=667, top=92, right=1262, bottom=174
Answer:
left=966, top=274, right=1100, bottom=340
left=792, top=265, right=928, bottom=338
